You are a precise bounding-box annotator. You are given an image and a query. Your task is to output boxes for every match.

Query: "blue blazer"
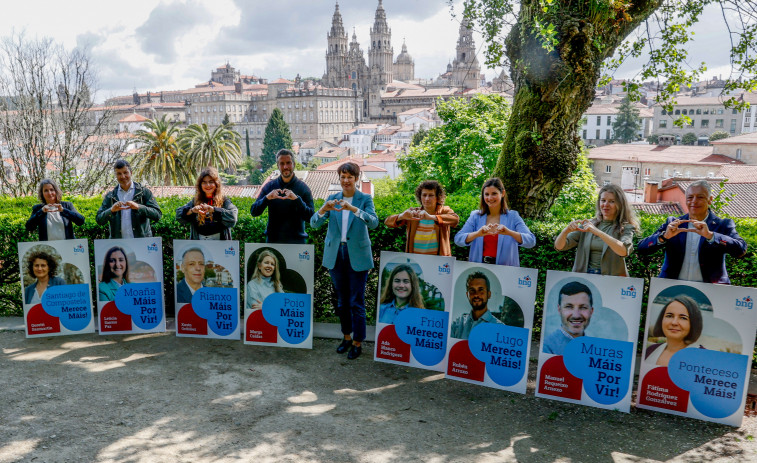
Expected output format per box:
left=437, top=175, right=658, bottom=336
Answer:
left=310, top=190, right=379, bottom=272
left=637, top=211, right=747, bottom=284
left=176, top=279, right=193, bottom=304
left=454, top=210, right=536, bottom=266
left=25, top=276, right=66, bottom=304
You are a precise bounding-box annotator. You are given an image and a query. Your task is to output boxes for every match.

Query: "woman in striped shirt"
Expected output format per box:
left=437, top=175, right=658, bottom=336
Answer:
left=385, top=180, right=459, bottom=256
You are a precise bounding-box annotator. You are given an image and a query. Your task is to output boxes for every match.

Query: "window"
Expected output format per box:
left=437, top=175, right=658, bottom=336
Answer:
left=703, top=109, right=710, bottom=115
left=606, top=129, right=611, bottom=139
left=603, top=180, right=611, bottom=186
left=737, top=148, right=742, bottom=160
left=596, top=116, right=601, bottom=126
left=731, top=119, right=737, bottom=133
left=664, top=169, right=669, bottom=177
left=716, top=119, right=724, bottom=128
left=582, top=129, right=587, bottom=139
left=733, top=109, right=739, bottom=114
left=675, top=109, right=680, bottom=115
left=685, top=170, right=691, bottom=177
left=596, top=129, right=601, bottom=139
left=605, top=165, right=612, bottom=173
left=607, top=116, right=612, bottom=125
left=696, top=109, right=701, bottom=115
left=659, top=120, right=667, bottom=128
left=701, top=119, right=709, bottom=128
left=644, top=167, right=651, bottom=176
left=661, top=109, right=667, bottom=115
left=708, top=172, right=714, bottom=177
left=718, top=108, right=724, bottom=114
left=682, top=109, right=688, bottom=115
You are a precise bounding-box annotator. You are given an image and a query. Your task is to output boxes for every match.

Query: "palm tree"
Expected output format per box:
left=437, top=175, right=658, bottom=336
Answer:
left=131, top=116, right=190, bottom=185
left=179, top=123, right=242, bottom=172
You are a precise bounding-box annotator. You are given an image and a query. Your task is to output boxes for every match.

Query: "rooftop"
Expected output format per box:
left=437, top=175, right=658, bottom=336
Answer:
left=587, top=144, right=740, bottom=165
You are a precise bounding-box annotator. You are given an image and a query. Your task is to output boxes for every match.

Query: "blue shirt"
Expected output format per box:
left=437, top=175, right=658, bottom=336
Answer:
left=450, top=309, right=503, bottom=340
left=543, top=327, right=583, bottom=355
left=453, top=210, right=536, bottom=266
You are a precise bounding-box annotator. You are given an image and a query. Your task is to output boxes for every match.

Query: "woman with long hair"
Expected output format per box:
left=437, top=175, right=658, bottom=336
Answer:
left=24, top=250, right=66, bottom=305
left=454, top=178, right=535, bottom=266
left=176, top=167, right=238, bottom=240
left=99, top=246, right=129, bottom=302
left=378, top=264, right=425, bottom=324
left=26, top=178, right=85, bottom=241
left=554, top=183, right=639, bottom=276
left=246, top=250, right=284, bottom=311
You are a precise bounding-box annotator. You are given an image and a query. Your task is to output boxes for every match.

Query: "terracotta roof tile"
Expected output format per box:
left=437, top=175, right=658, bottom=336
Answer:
left=632, top=202, right=685, bottom=215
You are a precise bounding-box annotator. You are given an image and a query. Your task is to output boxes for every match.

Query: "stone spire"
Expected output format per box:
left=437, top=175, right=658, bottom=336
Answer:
left=325, top=1, right=349, bottom=87
left=451, top=16, right=480, bottom=89
left=369, top=0, right=393, bottom=88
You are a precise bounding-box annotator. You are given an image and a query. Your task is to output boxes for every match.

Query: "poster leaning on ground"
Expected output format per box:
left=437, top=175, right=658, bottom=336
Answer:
left=444, top=261, right=538, bottom=394
left=636, top=278, right=757, bottom=427
left=174, top=240, right=240, bottom=340
left=373, top=251, right=455, bottom=372
left=535, top=270, right=644, bottom=412
left=94, top=238, right=165, bottom=335
left=18, top=239, right=94, bottom=337
left=243, top=243, right=314, bottom=349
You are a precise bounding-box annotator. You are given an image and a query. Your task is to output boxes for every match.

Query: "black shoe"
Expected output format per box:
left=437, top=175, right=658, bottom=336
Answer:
left=336, top=339, right=352, bottom=354
left=347, top=345, right=362, bottom=360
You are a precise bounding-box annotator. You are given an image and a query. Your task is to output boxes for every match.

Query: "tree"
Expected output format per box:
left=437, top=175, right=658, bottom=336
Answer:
left=261, top=107, right=292, bottom=170
left=457, top=1, right=757, bottom=217
left=398, top=94, right=510, bottom=195
left=0, top=33, right=126, bottom=196
left=612, top=96, right=642, bottom=143
left=709, top=131, right=729, bottom=142
left=222, top=113, right=231, bottom=127
left=681, top=132, right=698, bottom=146
left=410, top=127, right=428, bottom=147
left=131, top=116, right=188, bottom=185
left=179, top=123, right=242, bottom=172
left=646, top=134, right=659, bottom=145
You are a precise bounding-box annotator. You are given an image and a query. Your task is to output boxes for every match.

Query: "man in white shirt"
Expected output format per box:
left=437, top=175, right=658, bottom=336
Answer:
left=96, top=160, right=162, bottom=239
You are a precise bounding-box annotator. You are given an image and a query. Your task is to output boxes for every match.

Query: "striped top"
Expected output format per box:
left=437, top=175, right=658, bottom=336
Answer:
left=413, top=219, right=439, bottom=255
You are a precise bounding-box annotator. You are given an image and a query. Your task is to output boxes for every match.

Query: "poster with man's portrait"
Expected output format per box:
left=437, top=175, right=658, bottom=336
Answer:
left=636, top=278, right=757, bottom=427
left=94, top=238, right=165, bottom=334
left=535, top=270, right=644, bottom=412
left=244, top=243, right=314, bottom=349
left=444, top=261, right=537, bottom=394
left=374, top=251, right=455, bottom=372
left=18, top=239, right=94, bottom=337
left=174, top=240, right=240, bottom=340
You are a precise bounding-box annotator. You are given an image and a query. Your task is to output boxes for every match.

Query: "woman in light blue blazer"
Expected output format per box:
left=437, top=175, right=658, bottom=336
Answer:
left=454, top=177, right=535, bottom=266
left=310, top=162, right=379, bottom=360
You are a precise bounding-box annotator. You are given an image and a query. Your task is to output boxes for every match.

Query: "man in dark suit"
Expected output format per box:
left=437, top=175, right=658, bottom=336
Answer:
left=177, top=247, right=206, bottom=304
left=637, top=180, right=747, bottom=284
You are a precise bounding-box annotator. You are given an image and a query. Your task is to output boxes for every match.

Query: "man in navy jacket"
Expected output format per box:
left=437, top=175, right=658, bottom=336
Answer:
left=637, top=180, right=747, bottom=284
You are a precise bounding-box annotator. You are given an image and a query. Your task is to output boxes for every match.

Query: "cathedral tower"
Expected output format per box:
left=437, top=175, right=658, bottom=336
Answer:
left=451, top=17, right=480, bottom=89
left=393, top=39, right=414, bottom=82
left=368, top=0, right=393, bottom=88
left=324, top=2, right=348, bottom=88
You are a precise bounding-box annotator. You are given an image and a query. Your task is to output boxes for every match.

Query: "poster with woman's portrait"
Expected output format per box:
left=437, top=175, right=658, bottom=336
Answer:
left=18, top=239, right=94, bottom=337
left=636, top=278, right=757, bottom=426
left=243, top=243, right=314, bottom=349
left=374, top=251, right=455, bottom=372
left=174, top=240, right=240, bottom=340
left=535, top=270, right=644, bottom=412
left=94, top=238, right=165, bottom=334
left=444, top=261, right=537, bottom=394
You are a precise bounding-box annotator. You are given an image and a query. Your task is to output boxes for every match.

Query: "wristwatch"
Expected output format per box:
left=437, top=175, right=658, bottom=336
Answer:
left=658, top=235, right=668, bottom=244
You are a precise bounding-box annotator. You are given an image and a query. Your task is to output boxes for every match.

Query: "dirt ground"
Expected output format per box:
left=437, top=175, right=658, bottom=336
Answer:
left=1, top=324, right=757, bottom=463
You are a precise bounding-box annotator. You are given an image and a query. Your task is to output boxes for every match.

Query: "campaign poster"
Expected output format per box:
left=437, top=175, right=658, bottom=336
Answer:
left=94, top=238, right=165, bottom=334
left=636, top=278, right=757, bottom=426
left=373, top=251, right=455, bottom=371
left=444, top=261, right=537, bottom=393
left=18, top=239, right=94, bottom=337
left=535, top=270, right=644, bottom=412
left=174, top=240, right=240, bottom=340
left=243, top=244, right=314, bottom=349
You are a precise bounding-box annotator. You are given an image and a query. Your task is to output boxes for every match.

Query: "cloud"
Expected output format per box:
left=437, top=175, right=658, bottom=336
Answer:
left=135, top=0, right=214, bottom=62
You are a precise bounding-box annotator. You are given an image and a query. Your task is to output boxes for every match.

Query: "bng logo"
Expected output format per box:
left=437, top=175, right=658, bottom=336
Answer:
left=621, top=285, right=637, bottom=298
left=147, top=242, right=159, bottom=253
left=438, top=263, right=451, bottom=274
left=736, top=296, right=753, bottom=310
left=299, top=251, right=310, bottom=260
left=225, top=246, right=236, bottom=256
left=518, top=275, right=531, bottom=287
left=73, top=244, right=85, bottom=253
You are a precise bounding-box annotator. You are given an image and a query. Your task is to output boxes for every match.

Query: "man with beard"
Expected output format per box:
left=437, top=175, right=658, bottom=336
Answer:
left=251, top=149, right=315, bottom=244
left=450, top=271, right=503, bottom=339
left=176, top=247, right=206, bottom=304
left=543, top=281, right=594, bottom=355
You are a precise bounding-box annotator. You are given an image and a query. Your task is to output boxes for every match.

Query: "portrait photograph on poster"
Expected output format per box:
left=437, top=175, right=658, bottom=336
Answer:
left=636, top=278, right=757, bottom=426
left=444, top=261, right=537, bottom=394
left=18, top=239, right=94, bottom=337
left=374, top=251, right=454, bottom=372
left=174, top=240, right=240, bottom=340
left=535, top=270, right=644, bottom=412
left=244, top=243, right=314, bottom=349
left=94, top=238, right=165, bottom=335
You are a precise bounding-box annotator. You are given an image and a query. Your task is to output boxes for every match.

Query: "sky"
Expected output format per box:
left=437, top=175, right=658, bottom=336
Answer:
left=0, top=0, right=739, bottom=103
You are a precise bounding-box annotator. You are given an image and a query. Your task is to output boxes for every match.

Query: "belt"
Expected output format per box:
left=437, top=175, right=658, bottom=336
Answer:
left=482, top=256, right=496, bottom=264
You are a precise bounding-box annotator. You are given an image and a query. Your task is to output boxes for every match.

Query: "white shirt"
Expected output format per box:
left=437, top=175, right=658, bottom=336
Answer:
left=341, top=196, right=354, bottom=243
left=679, top=227, right=704, bottom=282
left=46, top=210, right=66, bottom=241
left=117, top=182, right=135, bottom=239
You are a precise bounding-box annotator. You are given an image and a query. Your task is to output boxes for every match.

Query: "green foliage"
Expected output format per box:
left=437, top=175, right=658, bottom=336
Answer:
left=612, top=96, right=642, bottom=143
left=372, top=177, right=401, bottom=197
left=398, top=94, right=511, bottom=195
left=681, top=132, right=698, bottom=146
left=547, top=152, right=598, bottom=220
left=131, top=116, right=188, bottom=185
left=646, top=134, right=659, bottom=144
left=221, top=113, right=231, bottom=127
left=410, top=127, right=428, bottom=147
left=711, top=179, right=736, bottom=216
left=261, top=108, right=292, bottom=169
left=709, top=131, right=729, bottom=142
left=179, top=123, right=242, bottom=171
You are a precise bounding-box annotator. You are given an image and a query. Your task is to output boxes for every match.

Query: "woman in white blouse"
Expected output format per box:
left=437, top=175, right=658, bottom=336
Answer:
left=246, top=250, right=284, bottom=311
left=26, top=179, right=85, bottom=241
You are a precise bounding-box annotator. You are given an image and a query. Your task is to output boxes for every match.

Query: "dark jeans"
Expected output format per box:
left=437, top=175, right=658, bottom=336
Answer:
left=328, top=244, right=368, bottom=342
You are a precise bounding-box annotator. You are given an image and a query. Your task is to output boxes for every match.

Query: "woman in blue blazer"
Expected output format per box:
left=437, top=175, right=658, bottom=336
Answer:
left=310, top=162, right=379, bottom=360
left=454, top=177, right=536, bottom=266
left=26, top=179, right=85, bottom=241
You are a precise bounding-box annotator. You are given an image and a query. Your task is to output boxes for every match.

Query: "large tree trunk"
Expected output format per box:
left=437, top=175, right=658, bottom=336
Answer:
left=494, top=0, right=661, bottom=218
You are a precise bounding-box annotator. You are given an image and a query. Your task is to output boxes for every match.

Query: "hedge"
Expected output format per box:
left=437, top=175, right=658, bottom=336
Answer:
left=1, top=193, right=756, bottom=357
